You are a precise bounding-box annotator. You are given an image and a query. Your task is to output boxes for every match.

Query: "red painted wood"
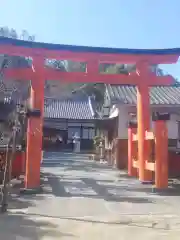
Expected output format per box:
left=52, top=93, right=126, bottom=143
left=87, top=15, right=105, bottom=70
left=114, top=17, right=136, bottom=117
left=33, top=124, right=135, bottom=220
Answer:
left=12, top=152, right=25, bottom=177
left=1, top=42, right=178, bottom=190
left=0, top=45, right=178, bottom=64
left=128, top=128, right=138, bottom=177
left=168, top=151, right=180, bottom=177
left=25, top=57, right=45, bottom=189
left=4, top=68, right=174, bottom=85
left=155, top=121, right=168, bottom=189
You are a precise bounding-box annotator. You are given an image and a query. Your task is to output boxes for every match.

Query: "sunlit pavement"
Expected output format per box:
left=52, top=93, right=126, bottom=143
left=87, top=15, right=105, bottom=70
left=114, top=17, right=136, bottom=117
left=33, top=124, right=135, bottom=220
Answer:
left=1, top=152, right=180, bottom=239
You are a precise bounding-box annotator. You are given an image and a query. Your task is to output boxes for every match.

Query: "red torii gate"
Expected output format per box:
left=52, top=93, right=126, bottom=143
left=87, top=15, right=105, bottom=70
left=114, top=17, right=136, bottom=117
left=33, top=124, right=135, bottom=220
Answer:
left=0, top=37, right=179, bottom=191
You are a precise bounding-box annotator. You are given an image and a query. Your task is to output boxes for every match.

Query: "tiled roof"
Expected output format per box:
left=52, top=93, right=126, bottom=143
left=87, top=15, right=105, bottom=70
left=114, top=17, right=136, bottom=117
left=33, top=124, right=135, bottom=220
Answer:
left=44, top=98, right=95, bottom=120
left=106, top=84, right=180, bottom=105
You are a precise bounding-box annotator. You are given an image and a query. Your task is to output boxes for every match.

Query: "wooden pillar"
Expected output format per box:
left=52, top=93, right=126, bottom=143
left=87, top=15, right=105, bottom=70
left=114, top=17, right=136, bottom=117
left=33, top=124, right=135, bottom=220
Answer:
left=137, top=63, right=152, bottom=183
left=154, top=118, right=168, bottom=189
left=128, top=123, right=137, bottom=177
left=25, top=56, right=44, bottom=190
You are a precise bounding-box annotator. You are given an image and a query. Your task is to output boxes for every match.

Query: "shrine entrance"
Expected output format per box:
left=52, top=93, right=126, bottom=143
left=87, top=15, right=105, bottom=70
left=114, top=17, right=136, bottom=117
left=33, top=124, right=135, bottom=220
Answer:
left=0, top=37, right=178, bottom=191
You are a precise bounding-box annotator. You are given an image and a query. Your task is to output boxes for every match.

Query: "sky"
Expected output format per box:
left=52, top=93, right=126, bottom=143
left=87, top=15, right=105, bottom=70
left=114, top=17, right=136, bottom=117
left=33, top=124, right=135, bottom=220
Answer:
left=0, top=0, right=180, bottom=78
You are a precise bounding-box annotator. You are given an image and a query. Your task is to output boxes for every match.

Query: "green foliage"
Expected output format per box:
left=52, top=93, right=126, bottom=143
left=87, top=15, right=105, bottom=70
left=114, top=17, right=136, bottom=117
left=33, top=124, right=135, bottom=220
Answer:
left=93, top=136, right=104, bottom=147
left=0, top=27, right=36, bottom=99
left=65, top=61, right=86, bottom=72
left=100, top=63, right=136, bottom=75
left=0, top=26, right=35, bottom=41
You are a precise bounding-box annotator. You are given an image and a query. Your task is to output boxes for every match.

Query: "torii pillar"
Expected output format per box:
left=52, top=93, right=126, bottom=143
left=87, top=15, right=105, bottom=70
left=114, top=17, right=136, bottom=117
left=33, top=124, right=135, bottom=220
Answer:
left=24, top=56, right=45, bottom=191
left=136, top=62, right=153, bottom=183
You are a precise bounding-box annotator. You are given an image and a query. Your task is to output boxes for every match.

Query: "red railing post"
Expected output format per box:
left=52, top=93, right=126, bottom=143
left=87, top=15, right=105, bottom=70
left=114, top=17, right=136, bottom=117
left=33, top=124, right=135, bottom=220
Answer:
left=137, top=62, right=152, bottom=183
left=128, top=121, right=138, bottom=177
left=153, top=113, right=169, bottom=189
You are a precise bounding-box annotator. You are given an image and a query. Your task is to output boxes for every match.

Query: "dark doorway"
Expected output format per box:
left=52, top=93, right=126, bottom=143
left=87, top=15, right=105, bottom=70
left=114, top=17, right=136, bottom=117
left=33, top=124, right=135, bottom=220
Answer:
left=43, top=128, right=68, bottom=151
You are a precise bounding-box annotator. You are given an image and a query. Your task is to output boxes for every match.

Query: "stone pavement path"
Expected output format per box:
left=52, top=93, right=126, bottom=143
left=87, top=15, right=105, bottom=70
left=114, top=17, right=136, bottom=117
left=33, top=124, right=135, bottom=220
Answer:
left=1, top=152, right=180, bottom=239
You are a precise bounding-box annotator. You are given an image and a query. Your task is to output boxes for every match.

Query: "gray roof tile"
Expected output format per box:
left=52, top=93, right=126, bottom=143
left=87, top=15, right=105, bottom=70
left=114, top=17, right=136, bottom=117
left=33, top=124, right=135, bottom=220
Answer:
left=44, top=98, right=95, bottom=120
left=106, top=84, right=180, bottom=105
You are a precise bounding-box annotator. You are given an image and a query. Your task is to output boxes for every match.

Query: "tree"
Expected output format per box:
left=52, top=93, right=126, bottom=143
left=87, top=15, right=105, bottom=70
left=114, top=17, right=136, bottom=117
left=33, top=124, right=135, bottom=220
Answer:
left=101, top=63, right=136, bottom=75
left=0, top=27, right=104, bottom=100
left=0, top=27, right=35, bottom=41
left=0, top=27, right=35, bottom=102
left=0, top=27, right=70, bottom=99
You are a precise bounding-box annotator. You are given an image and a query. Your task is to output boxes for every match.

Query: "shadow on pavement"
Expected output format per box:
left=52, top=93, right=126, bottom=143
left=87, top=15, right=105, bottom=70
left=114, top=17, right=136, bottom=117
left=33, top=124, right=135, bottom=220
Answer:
left=118, top=173, right=180, bottom=197
left=0, top=189, right=76, bottom=239
left=42, top=154, right=180, bottom=197
left=42, top=172, right=154, bottom=204
left=17, top=212, right=172, bottom=231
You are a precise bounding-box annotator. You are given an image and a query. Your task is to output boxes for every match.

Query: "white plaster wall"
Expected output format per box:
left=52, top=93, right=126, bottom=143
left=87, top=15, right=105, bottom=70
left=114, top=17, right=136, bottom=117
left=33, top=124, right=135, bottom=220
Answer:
left=151, top=114, right=178, bottom=139
left=104, top=130, right=109, bottom=148
left=167, top=120, right=178, bottom=139
left=117, top=106, right=130, bottom=139
left=117, top=107, right=179, bottom=140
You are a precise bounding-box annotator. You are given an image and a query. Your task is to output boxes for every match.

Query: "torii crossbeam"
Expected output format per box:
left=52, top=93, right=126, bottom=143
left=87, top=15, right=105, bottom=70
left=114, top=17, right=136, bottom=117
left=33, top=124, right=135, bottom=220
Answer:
left=0, top=36, right=179, bottom=190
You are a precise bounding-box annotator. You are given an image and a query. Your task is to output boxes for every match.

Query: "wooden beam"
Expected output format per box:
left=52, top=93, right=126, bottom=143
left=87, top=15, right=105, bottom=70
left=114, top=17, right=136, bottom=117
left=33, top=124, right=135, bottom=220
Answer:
left=4, top=68, right=175, bottom=86
left=46, top=70, right=142, bottom=84
left=4, top=68, right=34, bottom=80
left=145, top=131, right=154, bottom=140
left=147, top=75, right=175, bottom=86
left=4, top=68, right=140, bottom=84
left=0, top=45, right=178, bottom=64
left=145, top=161, right=155, bottom=171
left=132, top=133, right=138, bottom=141
left=132, top=159, right=139, bottom=168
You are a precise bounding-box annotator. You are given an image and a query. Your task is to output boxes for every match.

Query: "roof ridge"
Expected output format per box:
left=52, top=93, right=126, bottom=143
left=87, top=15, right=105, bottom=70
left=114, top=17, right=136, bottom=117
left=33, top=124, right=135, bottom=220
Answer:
left=107, top=83, right=180, bottom=88
left=106, top=84, right=180, bottom=105
left=88, top=96, right=95, bottom=117
left=44, top=98, right=89, bottom=103
left=44, top=97, right=95, bottom=120
left=1, top=36, right=180, bottom=55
